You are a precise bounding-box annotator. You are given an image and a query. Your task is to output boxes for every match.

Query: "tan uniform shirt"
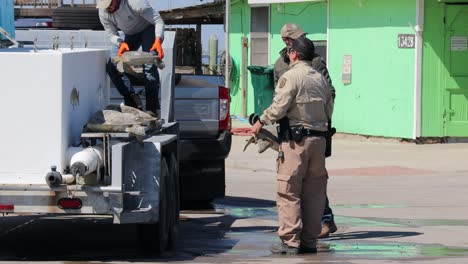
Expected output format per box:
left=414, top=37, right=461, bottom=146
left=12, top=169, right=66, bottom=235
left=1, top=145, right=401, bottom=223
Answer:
left=260, top=60, right=333, bottom=132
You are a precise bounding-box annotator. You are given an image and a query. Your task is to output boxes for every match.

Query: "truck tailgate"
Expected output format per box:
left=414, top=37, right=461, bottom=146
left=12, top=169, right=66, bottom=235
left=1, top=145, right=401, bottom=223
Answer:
left=174, top=76, right=223, bottom=139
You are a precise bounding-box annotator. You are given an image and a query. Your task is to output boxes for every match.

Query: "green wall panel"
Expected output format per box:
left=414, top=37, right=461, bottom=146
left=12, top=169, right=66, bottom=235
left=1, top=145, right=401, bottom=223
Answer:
left=228, top=1, right=257, bottom=116
left=229, top=1, right=327, bottom=117
left=328, top=0, right=416, bottom=138
left=229, top=1, right=250, bottom=116
left=270, top=2, right=327, bottom=63
left=421, top=0, right=448, bottom=136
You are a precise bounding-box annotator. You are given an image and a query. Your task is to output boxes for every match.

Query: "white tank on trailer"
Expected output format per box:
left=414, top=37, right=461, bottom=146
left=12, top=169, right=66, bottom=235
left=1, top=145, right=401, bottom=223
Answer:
left=0, top=48, right=109, bottom=184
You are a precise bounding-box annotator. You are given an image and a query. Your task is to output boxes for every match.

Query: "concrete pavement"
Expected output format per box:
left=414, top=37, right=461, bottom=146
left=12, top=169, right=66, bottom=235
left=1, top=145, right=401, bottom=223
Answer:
left=223, top=126, right=468, bottom=263
left=0, top=123, right=466, bottom=263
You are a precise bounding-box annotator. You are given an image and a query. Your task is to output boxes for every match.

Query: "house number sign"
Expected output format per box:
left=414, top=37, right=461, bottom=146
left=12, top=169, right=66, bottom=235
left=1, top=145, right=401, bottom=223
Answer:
left=398, top=34, right=415, bottom=48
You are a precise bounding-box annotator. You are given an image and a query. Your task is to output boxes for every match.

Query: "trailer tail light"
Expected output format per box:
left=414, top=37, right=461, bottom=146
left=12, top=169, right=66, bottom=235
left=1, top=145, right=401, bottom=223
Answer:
left=219, top=86, right=231, bottom=131
left=0, top=204, right=14, bottom=213
left=57, top=198, right=82, bottom=210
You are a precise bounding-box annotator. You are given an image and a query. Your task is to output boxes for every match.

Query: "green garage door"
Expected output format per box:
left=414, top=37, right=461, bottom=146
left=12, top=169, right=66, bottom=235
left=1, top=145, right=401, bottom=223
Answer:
left=444, top=4, right=468, bottom=136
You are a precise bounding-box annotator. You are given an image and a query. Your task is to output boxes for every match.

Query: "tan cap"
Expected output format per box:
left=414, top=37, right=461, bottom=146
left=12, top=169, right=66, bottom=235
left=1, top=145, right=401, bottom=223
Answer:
left=280, top=23, right=306, bottom=39
left=96, top=0, right=112, bottom=8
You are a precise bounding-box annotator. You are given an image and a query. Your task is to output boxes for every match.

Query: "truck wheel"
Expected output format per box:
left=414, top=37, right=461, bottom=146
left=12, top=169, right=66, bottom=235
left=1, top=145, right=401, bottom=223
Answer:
left=167, top=153, right=180, bottom=249
left=180, top=160, right=225, bottom=208
left=52, top=7, right=103, bottom=30
left=138, top=158, right=170, bottom=255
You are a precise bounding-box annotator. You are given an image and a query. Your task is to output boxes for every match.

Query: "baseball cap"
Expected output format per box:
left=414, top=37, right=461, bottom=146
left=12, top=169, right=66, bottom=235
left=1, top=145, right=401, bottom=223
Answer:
left=291, top=37, right=315, bottom=60
left=96, top=0, right=112, bottom=8
left=280, top=23, right=306, bottom=39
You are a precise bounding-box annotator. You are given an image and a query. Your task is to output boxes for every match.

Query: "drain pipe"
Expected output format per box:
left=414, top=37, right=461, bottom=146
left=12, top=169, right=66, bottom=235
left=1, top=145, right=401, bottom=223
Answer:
left=225, top=0, right=231, bottom=87
left=241, top=36, right=248, bottom=118
left=46, top=166, right=75, bottom=187
left=413, top=0, right=424, bottom=139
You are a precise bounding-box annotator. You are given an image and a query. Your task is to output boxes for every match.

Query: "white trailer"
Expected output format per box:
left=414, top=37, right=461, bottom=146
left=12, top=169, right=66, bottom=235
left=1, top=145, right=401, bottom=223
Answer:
left=0, top=32, right=179, bottom=254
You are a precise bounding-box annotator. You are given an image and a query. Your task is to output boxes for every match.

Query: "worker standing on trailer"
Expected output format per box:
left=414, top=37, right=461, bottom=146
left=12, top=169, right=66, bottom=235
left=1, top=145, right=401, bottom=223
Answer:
left=97, top=0, right=165, bottom=117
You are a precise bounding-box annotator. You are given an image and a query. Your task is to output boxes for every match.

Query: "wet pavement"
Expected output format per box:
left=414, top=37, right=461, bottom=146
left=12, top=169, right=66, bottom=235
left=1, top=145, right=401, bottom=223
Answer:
left=0, top=136, right=467, bottom=263
left=0, top=195, right=468, bottom=263
left=175, top=195, right=468, bottom=263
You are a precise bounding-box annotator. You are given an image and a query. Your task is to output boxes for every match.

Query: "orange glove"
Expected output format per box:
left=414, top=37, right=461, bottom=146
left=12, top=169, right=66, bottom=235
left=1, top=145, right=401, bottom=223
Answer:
left=150, top=37, right=164, bottom=59
left=117, top=42, right=129, bottom=57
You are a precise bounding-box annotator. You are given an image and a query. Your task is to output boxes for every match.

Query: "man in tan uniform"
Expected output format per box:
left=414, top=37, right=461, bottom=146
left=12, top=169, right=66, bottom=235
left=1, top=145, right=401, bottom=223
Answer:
left=274, top=23, right=337, bottom=239
left=252, top=37, right=333, bottom=255
left=274, top=23, right=335, bottom=98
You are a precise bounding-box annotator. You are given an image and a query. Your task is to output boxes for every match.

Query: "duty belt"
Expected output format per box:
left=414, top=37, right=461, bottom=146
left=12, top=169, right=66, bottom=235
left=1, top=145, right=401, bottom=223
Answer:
left=289, top=127, right=326, bottom=142
left=302, top=129, right=327, bottom=137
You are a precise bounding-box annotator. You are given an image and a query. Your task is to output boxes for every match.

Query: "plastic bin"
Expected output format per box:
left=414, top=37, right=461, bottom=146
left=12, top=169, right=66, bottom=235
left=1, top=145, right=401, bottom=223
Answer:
left=247, top=65, right=274, bottom=115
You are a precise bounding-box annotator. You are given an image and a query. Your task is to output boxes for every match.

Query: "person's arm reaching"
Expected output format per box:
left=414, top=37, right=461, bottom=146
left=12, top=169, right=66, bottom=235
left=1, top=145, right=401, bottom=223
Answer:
left=98, top=10, right=123, bottom=46
left=134, top=0, right=165, bottom=59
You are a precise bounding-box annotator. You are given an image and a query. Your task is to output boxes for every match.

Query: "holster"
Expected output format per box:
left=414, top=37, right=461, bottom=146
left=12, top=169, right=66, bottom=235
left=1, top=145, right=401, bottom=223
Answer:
left=290, top=127, right=305, bottom=143
left=325, top=120, right=337, bottom=158
left=277, top=117, right=291, bottom=142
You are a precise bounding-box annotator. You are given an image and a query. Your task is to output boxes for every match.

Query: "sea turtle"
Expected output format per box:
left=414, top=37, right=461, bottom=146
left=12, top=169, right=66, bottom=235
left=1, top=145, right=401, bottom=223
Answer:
left=243, top=125, right=280, bottom=153
left=85, top=104, right=162, bottom=140
left=112, top=51, right=165, bottom=77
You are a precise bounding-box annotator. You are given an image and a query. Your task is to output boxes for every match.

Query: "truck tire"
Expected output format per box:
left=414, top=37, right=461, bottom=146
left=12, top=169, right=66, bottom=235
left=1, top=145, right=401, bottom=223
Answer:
left=52, top=7, right=103, bottom=30
left=138, top=158, right=170, bottom=255
left=180, top=159, right=225, bottom=209
left=167, top=153, right=180, bottom=249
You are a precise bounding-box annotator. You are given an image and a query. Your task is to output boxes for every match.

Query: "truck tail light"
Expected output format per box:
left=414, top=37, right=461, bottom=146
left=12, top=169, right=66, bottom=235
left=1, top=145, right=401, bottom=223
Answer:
left=57, top=198, right=82, bottom=210
left=0, top=204, right=14, bottom=213
left=219, top=86, right=231, bottom=131
left=35, top=21, right=53, bottom=28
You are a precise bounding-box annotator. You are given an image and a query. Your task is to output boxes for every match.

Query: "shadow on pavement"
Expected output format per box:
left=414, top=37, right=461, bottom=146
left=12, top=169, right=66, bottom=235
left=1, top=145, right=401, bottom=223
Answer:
left=325, top=230, right=423, bottom=241
left=0, top=196, right=278, bottom=262
left=217, top=196, right=277, bottom=208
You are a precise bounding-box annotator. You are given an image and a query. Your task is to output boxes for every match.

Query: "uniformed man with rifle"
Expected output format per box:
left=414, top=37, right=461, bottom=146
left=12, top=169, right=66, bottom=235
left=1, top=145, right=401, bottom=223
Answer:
left=251, top=37, right=334, bottom=255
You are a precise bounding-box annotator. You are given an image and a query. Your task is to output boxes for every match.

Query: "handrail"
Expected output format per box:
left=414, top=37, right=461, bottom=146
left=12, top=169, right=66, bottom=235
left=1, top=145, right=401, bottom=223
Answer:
left=14, top=0, right=59, bottom=8
left=14, top=0, right=98, bottom=8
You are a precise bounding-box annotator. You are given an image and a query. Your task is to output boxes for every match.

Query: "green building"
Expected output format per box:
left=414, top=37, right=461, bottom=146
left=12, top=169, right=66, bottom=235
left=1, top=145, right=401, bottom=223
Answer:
left=228, top=0, right=468, bottom=139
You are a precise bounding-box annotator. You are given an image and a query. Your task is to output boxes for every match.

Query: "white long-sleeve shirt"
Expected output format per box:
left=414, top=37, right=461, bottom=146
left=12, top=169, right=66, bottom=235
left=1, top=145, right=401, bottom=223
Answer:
left=98, top=0, right=165, bottom=46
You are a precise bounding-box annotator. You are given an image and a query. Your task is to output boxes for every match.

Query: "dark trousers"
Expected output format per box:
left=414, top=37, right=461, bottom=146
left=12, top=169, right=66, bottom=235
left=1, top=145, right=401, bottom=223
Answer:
left=322, top=193, right=334, bottom=223
left=106, top=26, right=160, bottom=111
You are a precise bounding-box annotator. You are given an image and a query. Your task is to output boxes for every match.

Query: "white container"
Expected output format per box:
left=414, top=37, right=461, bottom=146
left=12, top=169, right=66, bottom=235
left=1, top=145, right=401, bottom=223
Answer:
left=0, top=48, right=109, bottom=184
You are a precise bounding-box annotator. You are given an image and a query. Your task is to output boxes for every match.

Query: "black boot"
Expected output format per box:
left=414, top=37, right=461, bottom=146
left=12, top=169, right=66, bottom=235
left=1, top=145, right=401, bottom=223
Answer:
left=299, top=245, right=317, bottom=254
left=131, top=94, right=143, bottom=111
left=123, top=95, right=138, bottom=108
left=123, top=94, right=143, bottom=110
left=269, top=243, right=299, bottom=255
left=145, top=95, right=160, bottom=119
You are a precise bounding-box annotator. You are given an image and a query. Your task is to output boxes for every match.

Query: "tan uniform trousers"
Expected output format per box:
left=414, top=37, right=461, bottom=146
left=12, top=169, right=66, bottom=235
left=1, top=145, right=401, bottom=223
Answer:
left=276, top=136, right=328, bottom=248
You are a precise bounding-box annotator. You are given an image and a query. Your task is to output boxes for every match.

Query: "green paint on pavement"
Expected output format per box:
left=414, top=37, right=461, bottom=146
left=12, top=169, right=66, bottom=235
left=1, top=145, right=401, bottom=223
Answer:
left=334, top=204, right=406, bottom=209
left=325, top=241, right=468, bottom=259
left=334, top=216, right=404, bottom=227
